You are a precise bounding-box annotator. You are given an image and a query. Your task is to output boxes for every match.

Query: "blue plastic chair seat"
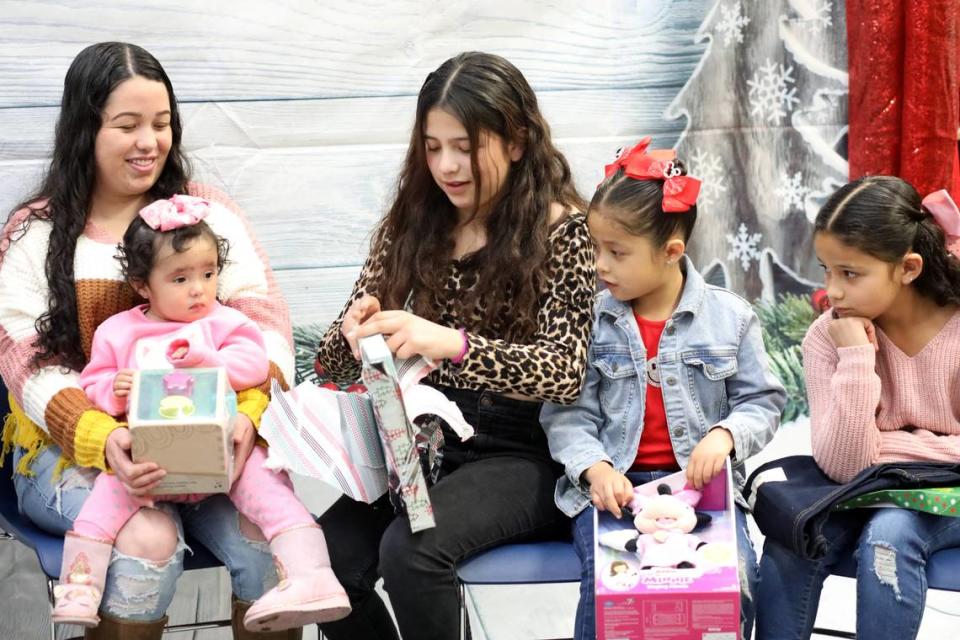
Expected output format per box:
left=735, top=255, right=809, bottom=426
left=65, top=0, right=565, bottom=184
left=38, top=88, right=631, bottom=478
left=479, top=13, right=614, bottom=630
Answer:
left=457, top=540, right=580, bottom=585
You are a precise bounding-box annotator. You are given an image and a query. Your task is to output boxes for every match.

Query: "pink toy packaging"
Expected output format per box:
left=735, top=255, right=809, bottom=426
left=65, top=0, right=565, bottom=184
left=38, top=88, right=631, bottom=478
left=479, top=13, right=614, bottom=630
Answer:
left=595, top=462, right=740, bottom=640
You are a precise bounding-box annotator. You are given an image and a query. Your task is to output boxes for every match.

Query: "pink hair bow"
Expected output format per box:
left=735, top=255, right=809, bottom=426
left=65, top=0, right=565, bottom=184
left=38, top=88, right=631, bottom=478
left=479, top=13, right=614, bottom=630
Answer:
left=922, top=189, right=960, bottom=259
left=603, top=137, right=702, bottom=213
left=139, top=194, right=210, bottom=231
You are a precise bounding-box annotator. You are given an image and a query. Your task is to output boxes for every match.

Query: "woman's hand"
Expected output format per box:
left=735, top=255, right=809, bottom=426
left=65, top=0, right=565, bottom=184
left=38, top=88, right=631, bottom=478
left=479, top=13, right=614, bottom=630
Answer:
left=583, top=462, right=634, bottom=518
left=687, top=427, right=734, bottom=490
left=231, top=413, right=257, bottom=484
left=342, top=295, right=382, bottom=359
left=828, top=316, right=878, bottom=350
left=353, top=310, right=464, bottom=361
left=105, top=427, right=165, bottom=501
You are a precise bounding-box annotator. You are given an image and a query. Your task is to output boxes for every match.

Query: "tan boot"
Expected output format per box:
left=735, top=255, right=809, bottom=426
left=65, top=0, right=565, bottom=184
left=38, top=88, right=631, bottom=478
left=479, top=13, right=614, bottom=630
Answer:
left=53, top=533, right=112, bottom=627
left=83, top=612, right=167, bottom=639
left=242, top=525, right=350, bottom=632
left=233, top=597, right=304, bottom=639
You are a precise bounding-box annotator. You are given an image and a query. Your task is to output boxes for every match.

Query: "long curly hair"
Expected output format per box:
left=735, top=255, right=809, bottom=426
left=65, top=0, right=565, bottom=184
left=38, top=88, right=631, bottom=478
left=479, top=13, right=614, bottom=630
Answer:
left=374, top=52, right=584, bottom=342
left=5, top=42, right=190, bottom=371
left=815, top=175, right=960, bottom=307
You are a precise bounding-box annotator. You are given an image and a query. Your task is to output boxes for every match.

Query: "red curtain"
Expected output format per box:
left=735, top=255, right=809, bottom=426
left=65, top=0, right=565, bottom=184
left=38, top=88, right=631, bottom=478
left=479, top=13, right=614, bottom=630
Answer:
left=847, top=0, right=960, bottom=199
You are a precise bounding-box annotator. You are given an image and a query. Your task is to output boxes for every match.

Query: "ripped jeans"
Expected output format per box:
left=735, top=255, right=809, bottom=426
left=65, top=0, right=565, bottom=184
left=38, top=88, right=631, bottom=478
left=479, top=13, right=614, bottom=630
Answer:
left=756, top=507, right=960, bottom=640
left=12, top=444, right=277, bottom=621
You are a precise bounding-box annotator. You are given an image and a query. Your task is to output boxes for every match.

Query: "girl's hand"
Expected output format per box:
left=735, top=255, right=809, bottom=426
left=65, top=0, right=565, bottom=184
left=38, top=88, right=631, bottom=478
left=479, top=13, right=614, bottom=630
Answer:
left=583, top=462, right=634, bottom=518
left=113, top=369, right=135, bottom=398
left=105, top=427, right=165, bottom=500
left=353, top=310, right=464, bottom=361
left=231, top=413, right=257, bottom=484
left=687, top=427, right=734, bottom=490
left=828, top=316, right=878, bottom=350
left=342, top=295, right=382, bottom=359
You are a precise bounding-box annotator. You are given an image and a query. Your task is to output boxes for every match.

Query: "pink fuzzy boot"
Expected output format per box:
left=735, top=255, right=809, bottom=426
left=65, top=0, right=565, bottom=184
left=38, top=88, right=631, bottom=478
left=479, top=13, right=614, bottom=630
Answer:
left=52, top=533, right=112, bottom=627
left=243, top=526, right=351, bottom=632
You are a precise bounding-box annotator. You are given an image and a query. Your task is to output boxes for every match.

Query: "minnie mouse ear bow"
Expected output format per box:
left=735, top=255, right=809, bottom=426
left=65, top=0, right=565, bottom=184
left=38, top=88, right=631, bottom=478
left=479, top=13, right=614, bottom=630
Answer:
left=602, top=136, right=702, bottom=213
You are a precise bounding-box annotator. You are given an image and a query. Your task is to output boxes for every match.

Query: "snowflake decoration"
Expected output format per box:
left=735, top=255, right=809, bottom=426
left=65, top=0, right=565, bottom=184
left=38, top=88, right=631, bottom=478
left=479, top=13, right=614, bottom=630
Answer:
left=715, top=2, right=750, bottom=47
left=774, top=171, right=810, bottom=212
left=726, top=223, right=763, bottom=272
left=689, top=148, right=727, bottom=208
left=798, top=1, right=832, bottom=34
left=746, top=59, right=800, bottom=125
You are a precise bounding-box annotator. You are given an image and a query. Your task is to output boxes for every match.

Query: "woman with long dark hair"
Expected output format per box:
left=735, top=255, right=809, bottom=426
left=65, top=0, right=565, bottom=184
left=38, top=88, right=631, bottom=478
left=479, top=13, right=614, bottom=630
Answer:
left=0, top=42, right=297, bottom=639
left=315, top=51, right=596, bottom=640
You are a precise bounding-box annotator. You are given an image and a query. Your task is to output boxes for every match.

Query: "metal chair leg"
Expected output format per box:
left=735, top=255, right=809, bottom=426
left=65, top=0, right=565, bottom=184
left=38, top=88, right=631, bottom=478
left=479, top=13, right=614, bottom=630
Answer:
left=46, top=577, right=55, bottom=640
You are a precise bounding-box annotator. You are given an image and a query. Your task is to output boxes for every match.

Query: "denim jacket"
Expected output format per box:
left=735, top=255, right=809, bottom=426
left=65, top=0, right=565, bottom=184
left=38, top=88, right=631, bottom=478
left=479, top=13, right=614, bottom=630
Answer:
left=541, top=257, right=786, bottom=517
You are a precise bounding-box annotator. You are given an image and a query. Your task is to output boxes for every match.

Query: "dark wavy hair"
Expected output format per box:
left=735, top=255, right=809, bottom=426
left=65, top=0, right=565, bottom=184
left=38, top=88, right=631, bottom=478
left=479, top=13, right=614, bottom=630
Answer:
left=5, top=42, right=190, bottom=371
left=815, top=175, right=960, bottom=307
left=374, top=51, right=585, bottom=342
left=118, top=216, right=229, bottom=287
left=590, top=158, right=698, bottom=247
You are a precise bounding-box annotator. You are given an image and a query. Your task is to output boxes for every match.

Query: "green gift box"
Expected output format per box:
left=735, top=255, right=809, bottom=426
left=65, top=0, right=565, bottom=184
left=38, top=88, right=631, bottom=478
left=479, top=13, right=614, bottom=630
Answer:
left=835, top=487, right=960, bottom=517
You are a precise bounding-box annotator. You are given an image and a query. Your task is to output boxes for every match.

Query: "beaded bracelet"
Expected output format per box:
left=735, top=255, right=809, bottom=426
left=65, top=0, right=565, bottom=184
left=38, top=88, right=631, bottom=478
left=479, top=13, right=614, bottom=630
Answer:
left=450, top=327, right=469, bottom=365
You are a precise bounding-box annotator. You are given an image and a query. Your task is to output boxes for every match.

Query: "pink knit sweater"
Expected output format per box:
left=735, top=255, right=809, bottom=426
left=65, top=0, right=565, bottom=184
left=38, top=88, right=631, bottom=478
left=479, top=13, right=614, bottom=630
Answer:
left=803, top=309, right=960, bottom=483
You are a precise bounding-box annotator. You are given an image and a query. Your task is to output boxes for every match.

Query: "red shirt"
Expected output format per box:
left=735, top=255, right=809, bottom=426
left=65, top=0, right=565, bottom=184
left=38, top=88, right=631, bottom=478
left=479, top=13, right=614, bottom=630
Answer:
left=631, top=314, right=680, bottom=471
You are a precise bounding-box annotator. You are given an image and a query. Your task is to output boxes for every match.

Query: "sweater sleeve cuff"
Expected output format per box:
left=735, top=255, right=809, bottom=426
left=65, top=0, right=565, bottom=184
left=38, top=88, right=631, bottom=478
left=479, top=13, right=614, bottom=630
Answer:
left=236, top=388, right=270, bottom=429
left=73, top=410, right=122, bottom=470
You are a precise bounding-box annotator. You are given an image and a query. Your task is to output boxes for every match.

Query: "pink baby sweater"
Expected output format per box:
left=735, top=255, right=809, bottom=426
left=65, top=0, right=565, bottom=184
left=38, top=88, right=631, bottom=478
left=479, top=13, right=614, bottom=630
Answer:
left=80, top=303, right=269, bottom=417
left=803, top=309, right=960, bottom=483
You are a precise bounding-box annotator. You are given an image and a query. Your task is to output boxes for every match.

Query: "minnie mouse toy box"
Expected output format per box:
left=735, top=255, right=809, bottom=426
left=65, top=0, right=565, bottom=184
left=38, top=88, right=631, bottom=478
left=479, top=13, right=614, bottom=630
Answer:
left=128, top=367, right=236, bottom=494
left=595, top=463, right=740, bottom=639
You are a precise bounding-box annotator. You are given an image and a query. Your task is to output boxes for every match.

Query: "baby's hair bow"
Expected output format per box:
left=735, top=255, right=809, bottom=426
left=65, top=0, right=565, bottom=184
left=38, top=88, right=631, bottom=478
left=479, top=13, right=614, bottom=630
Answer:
left=921, top=189, right=960, bottom=259
left=602, top=137, right=701, bottom=213
left=139, top=194, right=210, bottom=231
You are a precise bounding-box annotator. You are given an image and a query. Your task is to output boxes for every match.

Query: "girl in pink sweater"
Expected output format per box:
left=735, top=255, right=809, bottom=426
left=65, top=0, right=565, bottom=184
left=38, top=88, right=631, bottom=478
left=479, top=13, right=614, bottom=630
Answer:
left=55, top=195, right=349, bottom=632
left=757, top=176, right=960, bottom=640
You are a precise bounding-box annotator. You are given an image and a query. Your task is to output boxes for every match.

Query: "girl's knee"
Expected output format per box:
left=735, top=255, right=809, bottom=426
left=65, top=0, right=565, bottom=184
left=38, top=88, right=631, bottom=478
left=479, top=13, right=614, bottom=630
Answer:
left=115, top=508, right=179, bottom=561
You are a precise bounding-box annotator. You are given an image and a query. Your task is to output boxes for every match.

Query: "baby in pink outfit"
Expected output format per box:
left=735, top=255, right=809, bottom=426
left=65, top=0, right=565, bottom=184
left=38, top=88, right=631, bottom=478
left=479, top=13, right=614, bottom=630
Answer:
left=54, top=195, right=349, bottom=633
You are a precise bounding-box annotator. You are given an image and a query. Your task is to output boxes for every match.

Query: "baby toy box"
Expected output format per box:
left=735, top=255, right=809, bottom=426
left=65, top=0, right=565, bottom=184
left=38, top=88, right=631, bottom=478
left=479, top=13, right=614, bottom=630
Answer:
left=595, top=463, right=740, bottom=640
left=128, top=367, right=236, bottom=494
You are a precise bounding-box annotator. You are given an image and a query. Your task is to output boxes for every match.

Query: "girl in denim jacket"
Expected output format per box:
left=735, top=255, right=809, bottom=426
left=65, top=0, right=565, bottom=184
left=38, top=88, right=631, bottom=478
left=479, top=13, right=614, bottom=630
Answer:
left=541, top=139, right=786, bottom=640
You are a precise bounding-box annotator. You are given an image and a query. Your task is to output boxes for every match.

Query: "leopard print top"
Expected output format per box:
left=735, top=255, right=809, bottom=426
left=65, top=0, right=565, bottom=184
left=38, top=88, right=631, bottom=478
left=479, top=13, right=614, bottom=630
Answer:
left=316, top=213, right=596, bottom=404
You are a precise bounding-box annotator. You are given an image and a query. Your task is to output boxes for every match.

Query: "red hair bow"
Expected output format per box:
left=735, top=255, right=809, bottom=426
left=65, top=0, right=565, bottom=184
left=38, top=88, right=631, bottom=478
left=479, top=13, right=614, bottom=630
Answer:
left=603, top=136, right=702, bottom=213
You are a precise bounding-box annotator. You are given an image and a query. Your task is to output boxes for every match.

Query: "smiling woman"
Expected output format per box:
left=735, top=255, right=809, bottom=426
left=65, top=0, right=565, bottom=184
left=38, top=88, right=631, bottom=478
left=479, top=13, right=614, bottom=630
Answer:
left=0, top=42, right=297, bottom=639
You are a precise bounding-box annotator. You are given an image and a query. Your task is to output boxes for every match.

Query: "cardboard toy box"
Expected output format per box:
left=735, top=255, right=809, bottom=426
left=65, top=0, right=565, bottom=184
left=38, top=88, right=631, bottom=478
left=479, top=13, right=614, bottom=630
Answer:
left=595, top=463, right=740, bottom=640
left=128, top=367, right=236, bottom=494
left=359, top=335, right=436, bottom=532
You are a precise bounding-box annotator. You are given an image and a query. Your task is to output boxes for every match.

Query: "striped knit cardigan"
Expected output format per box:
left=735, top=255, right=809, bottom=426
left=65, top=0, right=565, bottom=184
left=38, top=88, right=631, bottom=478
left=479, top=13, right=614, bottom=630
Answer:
left=0, top=183, right=294, bottom=476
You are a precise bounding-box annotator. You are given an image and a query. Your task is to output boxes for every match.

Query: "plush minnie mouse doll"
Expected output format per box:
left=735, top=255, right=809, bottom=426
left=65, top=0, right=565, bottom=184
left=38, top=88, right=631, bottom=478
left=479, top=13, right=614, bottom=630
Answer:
left=598, top=484, right=712, bottom=569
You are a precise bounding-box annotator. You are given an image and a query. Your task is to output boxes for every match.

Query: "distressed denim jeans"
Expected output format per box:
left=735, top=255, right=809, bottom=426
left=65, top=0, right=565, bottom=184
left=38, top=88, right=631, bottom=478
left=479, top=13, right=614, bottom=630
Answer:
left=757, top=507, right=960, bottom=640
left=13, top=444, right=277, bottom=620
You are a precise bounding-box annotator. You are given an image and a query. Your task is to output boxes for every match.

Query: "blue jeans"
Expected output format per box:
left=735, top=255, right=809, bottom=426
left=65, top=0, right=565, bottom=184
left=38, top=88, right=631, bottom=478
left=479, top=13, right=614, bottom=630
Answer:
left=13, top=444, right=277, bottom=621
left=757, top=507, right=960, bottom=640
left=572, top=470, right=758, bottom=640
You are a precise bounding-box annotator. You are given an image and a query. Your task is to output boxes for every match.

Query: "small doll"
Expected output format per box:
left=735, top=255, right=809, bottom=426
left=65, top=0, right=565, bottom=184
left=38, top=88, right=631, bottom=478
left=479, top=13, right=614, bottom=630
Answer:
left=598, top=484, right=711, bottom=570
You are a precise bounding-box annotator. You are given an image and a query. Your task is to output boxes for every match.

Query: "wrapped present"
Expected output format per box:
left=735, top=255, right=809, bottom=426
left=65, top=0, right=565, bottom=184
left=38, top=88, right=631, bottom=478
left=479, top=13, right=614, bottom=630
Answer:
left=835, top=487, right=960, bottom=517
left=128, top=367, right=235, bottom=494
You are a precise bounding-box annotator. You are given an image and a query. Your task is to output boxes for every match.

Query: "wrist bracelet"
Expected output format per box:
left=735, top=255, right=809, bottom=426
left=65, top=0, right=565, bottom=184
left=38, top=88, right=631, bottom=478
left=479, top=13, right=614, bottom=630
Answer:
left=450, top=327, right=469, bottom=365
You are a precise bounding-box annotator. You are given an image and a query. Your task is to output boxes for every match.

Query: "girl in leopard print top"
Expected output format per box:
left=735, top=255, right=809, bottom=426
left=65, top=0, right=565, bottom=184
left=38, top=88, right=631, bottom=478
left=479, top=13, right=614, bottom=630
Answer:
left=315, top=52, right=595, bottom=640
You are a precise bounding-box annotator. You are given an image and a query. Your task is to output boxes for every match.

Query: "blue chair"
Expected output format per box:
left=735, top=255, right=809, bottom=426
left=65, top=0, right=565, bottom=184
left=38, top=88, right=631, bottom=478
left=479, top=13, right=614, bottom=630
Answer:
left=0, top=383, right=231, bottom=639
left=811, top=544, right=960, bottom=638
left=456, top=540, right=580, bottom=640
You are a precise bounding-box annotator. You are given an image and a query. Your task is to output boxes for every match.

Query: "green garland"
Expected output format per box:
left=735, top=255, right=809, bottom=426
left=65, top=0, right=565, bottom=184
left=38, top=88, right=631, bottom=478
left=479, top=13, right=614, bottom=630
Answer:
left=753, top=294, right=818, bottom=423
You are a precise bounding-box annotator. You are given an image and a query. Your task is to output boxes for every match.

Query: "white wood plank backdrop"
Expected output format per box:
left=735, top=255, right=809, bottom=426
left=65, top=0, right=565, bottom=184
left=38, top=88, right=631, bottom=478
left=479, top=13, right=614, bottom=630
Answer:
left=0, top=1, right=712, bottom=637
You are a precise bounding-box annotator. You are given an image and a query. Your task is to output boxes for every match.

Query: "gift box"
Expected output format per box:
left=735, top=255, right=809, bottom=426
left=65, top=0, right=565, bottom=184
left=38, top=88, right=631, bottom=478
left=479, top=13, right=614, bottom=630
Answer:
left=595, top=463, right=740, bottom=640
left=359, top=335, right=436, bottom=532
left=128, top=367, right=236, bottom=494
